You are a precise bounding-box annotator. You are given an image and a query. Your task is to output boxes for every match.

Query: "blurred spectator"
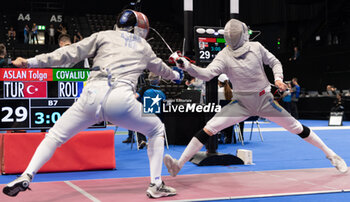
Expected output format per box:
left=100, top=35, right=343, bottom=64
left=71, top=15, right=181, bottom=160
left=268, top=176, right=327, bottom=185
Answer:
left=281, top=82, right=292, bottom=114
left=186, top=76, right=206, bottom=104
left=0, top=43, right=7, bottom=67
left=331, top=93, right=344, bottom=112
left=326, top=85, right=337, bottom=96
left=217, top=74, right=244, bottom=144
left=58, top=34, right=71, bottom=47
left=122, top=72, right=165, bottom=149
left=326, top=85, right=332, bottom=92
left=217, top=74, right=233, bottom=143
left=57, top=34, right=89, bottom=68
left=57, top=23, right=67, bottom=35
left=291, top=77, right=300, bottom=118
left=7, top=26, right=16, bottom=41
left=48, top=24, right=55, bottom=45
left=0, top=44, right=8, bottom=67
left=217, top=74, right=232, bottom=103
left=73, top=31, right=83, bottom=43
left=24, top=25, right=29, bottom=44
left=32, top=23, right=38, bottom=44
left=289, top=46, right=300, bottom=61
left=132, top=72, right=167, bottom=149
left=122, top=130, right=135, bottom=144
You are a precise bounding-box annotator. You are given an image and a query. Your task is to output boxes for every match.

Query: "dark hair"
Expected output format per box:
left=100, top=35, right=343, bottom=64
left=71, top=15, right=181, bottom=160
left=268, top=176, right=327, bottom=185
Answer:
left=219, top=80, right=233, bottom=100
left=58, top=34, right=71, bottom=43
left=0, top=43, right=6, bottom=57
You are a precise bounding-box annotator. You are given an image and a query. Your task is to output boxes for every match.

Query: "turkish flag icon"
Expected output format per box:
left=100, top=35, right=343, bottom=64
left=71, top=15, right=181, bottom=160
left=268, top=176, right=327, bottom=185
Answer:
left=23, top=82, right=47, bottom=98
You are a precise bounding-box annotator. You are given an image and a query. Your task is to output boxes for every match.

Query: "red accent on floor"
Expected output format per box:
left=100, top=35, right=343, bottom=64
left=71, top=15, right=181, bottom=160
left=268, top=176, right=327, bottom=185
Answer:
left=1, top=181, right=91, bottom=202
left=1, top=167, right=349, bottom=202
left=1, top=130, right=116, bottom=174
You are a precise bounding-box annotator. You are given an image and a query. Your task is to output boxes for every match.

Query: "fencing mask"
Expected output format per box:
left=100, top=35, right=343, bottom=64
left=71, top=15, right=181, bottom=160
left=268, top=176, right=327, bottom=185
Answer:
left=116, top=9, right=149, bottom=39
left=224, top=19, right=250, bottom=57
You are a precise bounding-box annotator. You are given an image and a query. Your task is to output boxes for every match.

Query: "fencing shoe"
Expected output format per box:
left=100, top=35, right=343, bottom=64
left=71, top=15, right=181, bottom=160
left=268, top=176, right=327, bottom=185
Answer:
left=146, top=181, right=176, bottom=198
left=327, top=155, right=348, bottom=173
left=122, top=137, right=135, bottom=143
left=3, top=173, right=32, bottom=197
left=138, top=140, right=148, bottom=150
left=164, top=154, right=181, bottom=177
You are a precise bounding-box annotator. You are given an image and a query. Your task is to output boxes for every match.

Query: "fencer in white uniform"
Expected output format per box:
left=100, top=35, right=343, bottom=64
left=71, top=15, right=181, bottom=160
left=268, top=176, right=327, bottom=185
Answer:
left=164, top=19, right=348, bottom=177
left=3, top=10, right=180, bottom=199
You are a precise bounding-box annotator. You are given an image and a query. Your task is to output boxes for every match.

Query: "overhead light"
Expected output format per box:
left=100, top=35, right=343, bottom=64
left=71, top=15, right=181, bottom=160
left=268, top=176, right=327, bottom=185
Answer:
left=206, top=28, right=215, bottom=34
left=196, top=28, right=225, bottom=35
left=196, top=28, right=205, bottom=34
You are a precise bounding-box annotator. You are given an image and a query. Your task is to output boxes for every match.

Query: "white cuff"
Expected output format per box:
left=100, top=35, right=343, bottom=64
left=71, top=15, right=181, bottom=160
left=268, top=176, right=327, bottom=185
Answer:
left=27, top=58, right=39, bottom=68
left=274, top=77, right=283, bottom=82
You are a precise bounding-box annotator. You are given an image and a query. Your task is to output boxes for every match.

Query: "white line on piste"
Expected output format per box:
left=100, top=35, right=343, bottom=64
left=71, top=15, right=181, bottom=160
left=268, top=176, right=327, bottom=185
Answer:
left=64, top=181, right=101, bottom=202
left=161, top=190, right=346, bottom=202
left=248, top=125, right=350, bottom=132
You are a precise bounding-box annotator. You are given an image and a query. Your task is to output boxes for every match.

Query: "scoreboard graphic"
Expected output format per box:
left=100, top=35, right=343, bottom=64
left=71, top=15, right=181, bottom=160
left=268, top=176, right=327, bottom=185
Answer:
left=0, top=68, right=105, bottom=130
left=193, top=26, right=227, bottom=64
left=197, top=37, right=226, bottom=62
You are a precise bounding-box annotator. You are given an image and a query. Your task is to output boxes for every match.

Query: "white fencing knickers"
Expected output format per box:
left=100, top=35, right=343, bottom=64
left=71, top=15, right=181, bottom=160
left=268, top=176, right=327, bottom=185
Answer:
left=47, top=80, right=165, bottom=143
left=204, top=91, right=303, bottom=135
left=28, top=80, right=165, bottom=185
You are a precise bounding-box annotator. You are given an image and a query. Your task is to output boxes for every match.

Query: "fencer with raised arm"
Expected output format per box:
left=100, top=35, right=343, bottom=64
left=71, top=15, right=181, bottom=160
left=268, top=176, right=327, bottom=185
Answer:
left=164, top=19, right=348, bottom=177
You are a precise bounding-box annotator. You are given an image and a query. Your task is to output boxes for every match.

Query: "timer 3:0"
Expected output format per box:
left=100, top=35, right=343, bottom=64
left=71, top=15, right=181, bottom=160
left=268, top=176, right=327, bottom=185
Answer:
left=34, top=111, right=62, bottom=124
left=31, top=108, right=67, bottom=128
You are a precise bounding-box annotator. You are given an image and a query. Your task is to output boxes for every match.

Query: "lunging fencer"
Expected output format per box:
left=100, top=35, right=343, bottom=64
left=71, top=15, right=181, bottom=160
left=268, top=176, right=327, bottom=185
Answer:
left=164, top=18, right=348, bottom=177
left=3, top=10, right=182, bottom=199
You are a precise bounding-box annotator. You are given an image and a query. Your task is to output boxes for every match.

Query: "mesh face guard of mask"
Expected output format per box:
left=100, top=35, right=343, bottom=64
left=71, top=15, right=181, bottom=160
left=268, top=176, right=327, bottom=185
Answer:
left=224, top=19, right=249, bottom=50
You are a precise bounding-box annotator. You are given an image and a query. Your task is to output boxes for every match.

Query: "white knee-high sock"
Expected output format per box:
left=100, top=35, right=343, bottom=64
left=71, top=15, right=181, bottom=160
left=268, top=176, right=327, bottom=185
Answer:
left=178, top=137, right=204, bottom=168
left=303, top=130, right=336, bottom=157
left=23, top=136, right=60, bottom=177
left=147, top=134, right=164, bottom=187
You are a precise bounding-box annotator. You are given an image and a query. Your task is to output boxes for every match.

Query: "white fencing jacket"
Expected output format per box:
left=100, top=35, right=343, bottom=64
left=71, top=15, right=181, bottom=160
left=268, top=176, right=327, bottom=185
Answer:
left=186, top=41, right=283, bottom=94
left=27, top=30, right=179, bottom=86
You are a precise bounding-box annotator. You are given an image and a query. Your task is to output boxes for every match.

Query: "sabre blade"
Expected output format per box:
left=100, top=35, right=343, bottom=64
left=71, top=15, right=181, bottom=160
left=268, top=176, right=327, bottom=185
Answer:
left=149, top=27, right=174, bottom=54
